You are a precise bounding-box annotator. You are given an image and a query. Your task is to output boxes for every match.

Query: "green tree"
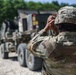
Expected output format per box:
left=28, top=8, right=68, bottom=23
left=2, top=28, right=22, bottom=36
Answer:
left=0, top=0, right=5, bottom=23
left=52, top=1, right=59, bottom=6
left=13, top=0, right=27, bottom=9
left=26, top=1, right=36, bottom=10
left=60, top=2, right=69, bottom=7
left=42, top=2, right=52, bottom=10
left=1, top=0, right=27, bottom=21
left=35, top=2, right=43, bottom=10
left=2, top=0, right=15, bottom=19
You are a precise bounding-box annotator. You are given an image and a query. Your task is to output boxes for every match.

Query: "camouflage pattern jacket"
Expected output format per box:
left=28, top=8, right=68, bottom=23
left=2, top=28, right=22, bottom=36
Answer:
left=27, top=30, right=76, bottom=75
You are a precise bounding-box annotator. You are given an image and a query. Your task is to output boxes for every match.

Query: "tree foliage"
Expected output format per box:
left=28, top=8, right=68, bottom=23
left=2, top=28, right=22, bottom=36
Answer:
left=0, top=0, right=76, bottom=26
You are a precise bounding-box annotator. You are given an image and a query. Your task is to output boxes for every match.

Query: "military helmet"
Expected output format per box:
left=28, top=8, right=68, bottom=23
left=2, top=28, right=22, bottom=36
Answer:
left=55, top=6, right=76, bottom=24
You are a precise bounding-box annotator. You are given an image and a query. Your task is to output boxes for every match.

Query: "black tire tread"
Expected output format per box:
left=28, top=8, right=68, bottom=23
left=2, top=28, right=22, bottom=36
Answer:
left=17, top=44, right=26, bottom=67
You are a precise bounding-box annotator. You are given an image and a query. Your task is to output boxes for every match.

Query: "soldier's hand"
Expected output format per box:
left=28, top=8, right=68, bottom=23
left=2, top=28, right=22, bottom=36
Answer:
left=47, top=15, right=55, bottom=23
left=44, top=15, right=56, bottom=31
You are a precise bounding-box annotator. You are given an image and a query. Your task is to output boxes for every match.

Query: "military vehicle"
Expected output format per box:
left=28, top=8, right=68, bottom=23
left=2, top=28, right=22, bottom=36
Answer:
left=0, top=13, right=51, bottom=71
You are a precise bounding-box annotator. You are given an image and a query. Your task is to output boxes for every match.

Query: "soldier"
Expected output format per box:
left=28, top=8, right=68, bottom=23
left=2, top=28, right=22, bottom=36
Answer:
left=27, top=6, right=76, bottom=75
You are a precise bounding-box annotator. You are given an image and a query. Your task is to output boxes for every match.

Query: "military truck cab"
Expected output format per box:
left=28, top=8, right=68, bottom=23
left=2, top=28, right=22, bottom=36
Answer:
left=17, top=13, right=51, bottom=71
left=18, top=13, right=50, bottom=31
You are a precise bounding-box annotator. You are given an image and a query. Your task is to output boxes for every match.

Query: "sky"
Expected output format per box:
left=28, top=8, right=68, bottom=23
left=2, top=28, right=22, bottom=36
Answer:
left=25, top=0, right=76, bottom=4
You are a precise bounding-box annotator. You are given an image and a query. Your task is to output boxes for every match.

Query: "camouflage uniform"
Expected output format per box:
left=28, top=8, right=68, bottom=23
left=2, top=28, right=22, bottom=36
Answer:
left=27, top=6, right=76, bottom=75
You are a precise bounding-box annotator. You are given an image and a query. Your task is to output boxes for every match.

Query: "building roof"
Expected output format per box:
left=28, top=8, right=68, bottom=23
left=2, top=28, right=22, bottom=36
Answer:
left=18, top=9, right=57, bottom=15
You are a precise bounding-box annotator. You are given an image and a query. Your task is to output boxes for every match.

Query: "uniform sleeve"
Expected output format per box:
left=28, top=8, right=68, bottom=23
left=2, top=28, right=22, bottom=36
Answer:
left=38, top=29, right=46, bottom=35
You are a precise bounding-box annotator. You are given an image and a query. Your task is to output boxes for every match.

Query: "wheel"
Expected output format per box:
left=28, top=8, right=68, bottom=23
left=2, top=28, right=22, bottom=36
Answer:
left=0, top=44, right=8, bottom=59
left=26, top=50, right=43, bottom=71
left=17, top=44, right=27, bottom=66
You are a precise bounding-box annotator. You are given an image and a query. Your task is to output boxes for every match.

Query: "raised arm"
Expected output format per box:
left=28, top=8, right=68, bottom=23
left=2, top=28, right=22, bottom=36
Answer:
left=43, top=15, right=59, bottom=35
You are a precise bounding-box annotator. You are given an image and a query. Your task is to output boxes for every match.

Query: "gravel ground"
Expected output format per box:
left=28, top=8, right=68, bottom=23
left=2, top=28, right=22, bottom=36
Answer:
left=0, top=53, right=41, bottom=75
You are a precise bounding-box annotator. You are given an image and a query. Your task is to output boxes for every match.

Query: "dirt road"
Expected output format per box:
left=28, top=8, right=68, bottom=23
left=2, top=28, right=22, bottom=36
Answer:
left=0, top=53, right=41, bottom=75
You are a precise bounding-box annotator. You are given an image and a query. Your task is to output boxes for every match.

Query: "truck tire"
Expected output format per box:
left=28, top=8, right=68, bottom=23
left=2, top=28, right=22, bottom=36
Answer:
left=17, top=44, right=27, bottom=67
left=26, top=50, right=43, bottom=71
left=0, top=44, right=8, bottom=59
